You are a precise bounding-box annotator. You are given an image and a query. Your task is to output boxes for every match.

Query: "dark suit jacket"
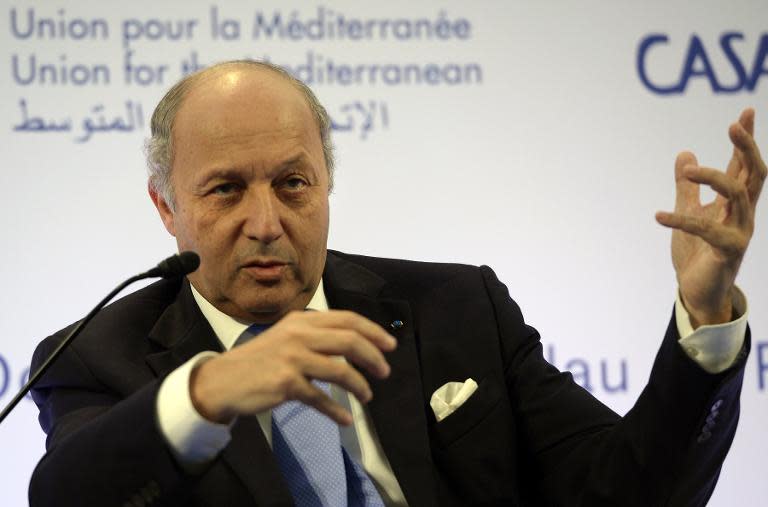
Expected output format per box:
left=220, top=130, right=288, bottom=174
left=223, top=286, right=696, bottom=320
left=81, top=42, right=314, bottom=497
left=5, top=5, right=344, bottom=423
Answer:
left=29, top=250, right=749, bottom=506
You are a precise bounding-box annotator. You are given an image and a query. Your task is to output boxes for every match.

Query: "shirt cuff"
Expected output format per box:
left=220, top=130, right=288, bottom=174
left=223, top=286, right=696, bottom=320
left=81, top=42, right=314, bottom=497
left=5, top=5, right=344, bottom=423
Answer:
left=675, top=287, right=748, bottom=374
left=156, top=351, right=232, bottom=472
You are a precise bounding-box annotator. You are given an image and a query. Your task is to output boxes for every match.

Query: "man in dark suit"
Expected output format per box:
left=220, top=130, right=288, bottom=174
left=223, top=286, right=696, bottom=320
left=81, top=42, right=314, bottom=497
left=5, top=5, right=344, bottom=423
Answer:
left=29, top=60, right=765, bottom=506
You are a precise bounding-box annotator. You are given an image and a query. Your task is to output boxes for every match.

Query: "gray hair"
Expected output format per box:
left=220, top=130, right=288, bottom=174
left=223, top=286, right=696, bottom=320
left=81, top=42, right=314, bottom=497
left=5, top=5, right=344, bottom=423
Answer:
left=145, top=60, right=334, bottom=210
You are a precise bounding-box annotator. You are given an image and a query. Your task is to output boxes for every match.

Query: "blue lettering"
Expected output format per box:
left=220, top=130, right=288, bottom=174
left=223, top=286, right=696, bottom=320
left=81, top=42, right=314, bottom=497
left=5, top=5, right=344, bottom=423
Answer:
left=123, top=50, right=168, bottom=86
left=122, top=16, right=198, bottom=48
left=20, top=367, right=31, bottom=400
left=453, top=19, right=471, bottom=39
left=13, top=53, right=111, bottom=86
left=0, top=355, right=8, bottom=398
left=424, top=64, right=441, bottom=84
left=680, top=35, right=721, bottom=92
left=746, top=34, right=768, bottom=92
left=286, top=17, right=303, bottom=40
left=251, top=8, right=471, bottom=41
left=637, top=34, right=683, bottom=94
left=719, top=32, right=748, bottom=92
left=253, top=12, right=282, bottom=38
left=638, top=31, right=764, bottom=94
left=565, top=359, right=593, bottom=392
left=601, top=359, right=628, bottom=393
left=10, top=8, right=108, bottom=40
left=216, top=17, right=240, bottom=40
left=9, top=7, right=35, bottom=38
left=546, top=344, right=628, bottom=394
left=758, top=342, right=768, bottom=391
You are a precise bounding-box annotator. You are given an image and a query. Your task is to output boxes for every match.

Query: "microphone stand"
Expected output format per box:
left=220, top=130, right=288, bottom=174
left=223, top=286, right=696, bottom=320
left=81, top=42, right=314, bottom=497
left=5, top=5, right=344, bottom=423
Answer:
left=0, top=274, right=147, bottom=424
left=0, top=251, right=199, bottom=425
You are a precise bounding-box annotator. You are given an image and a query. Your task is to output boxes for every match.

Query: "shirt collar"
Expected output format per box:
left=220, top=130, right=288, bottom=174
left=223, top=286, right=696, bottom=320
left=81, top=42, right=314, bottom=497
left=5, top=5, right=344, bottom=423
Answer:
left=189, top=280, right=329, bottom=350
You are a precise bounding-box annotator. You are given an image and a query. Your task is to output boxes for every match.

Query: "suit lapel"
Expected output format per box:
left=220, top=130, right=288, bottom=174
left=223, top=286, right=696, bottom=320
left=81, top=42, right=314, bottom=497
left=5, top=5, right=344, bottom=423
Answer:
left=145, top=281, right=293, bottom=506
left=143, top=258, right=439, bottom=506
left=324, top=252, right=438, bottom=507
left=145, top=280, right=223, bottom=376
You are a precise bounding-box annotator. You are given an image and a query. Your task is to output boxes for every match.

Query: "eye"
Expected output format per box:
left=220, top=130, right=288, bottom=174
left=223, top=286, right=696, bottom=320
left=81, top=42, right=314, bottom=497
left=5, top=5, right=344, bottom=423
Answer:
left=210, top=182, right=241, bottom=196
left=282, top=175, right=309, bottom=191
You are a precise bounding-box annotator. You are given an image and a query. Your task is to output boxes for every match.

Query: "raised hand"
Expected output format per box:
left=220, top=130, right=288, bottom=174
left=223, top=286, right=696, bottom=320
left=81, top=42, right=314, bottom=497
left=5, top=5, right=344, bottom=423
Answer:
left=189, top=310, right=396, bottom=425
left=656, top=108, right=766, bottom=328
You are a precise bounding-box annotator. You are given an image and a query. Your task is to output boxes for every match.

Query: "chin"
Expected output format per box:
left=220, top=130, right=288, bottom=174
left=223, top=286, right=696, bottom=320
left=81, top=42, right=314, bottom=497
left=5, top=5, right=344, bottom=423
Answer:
left=239, top=291, right=307, bottom=319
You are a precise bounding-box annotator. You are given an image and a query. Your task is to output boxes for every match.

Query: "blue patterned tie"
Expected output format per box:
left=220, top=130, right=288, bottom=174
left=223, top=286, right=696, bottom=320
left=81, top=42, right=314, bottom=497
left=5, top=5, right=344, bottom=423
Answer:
left=238, top=324, right=385, bottom=507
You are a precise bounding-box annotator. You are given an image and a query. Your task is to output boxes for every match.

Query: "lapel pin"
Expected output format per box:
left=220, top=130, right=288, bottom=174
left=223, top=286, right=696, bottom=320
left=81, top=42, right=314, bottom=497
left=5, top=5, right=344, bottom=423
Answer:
left=390, top=320, right=404, bottom=330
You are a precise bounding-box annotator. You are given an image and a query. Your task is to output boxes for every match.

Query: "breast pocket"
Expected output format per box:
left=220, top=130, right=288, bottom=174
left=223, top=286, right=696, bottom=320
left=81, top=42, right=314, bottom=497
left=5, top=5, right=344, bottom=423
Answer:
left=430, top=378, right=520, bottom=505
left=432, top=378, right=501, bottom=447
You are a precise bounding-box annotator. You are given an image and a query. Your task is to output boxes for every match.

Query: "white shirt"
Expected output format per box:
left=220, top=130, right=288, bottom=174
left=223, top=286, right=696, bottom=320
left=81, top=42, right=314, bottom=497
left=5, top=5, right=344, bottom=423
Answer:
left=156, top=281, right=748, bottom=506
left=157, top=281, right=406, bottom=504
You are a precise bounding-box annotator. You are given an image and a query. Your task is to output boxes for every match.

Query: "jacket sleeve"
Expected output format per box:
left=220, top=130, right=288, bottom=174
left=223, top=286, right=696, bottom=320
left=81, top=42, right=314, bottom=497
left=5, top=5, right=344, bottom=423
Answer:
left=481, top=265, right=749, bottom=506
left=28, top=332, right=197, bottom=507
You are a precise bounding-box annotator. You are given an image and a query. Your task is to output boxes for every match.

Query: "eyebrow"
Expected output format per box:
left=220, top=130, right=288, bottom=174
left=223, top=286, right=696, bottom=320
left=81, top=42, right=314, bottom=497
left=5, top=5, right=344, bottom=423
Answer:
left=276, top=156, right=305, bottom=172
left=194, top=168, right=245, bottom=190
left=194, top=155, right=311, bottom=189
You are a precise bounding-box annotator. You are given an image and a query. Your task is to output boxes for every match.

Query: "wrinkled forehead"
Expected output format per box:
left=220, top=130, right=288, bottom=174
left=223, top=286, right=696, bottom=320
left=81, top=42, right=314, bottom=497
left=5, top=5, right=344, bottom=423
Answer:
left=170, top=67, right=326, bottom=175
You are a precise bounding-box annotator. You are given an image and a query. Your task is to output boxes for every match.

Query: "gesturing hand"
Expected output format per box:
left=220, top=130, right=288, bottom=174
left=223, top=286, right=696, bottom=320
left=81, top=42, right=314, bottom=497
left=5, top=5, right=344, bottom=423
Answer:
left=189, top=310, right=397, bottom=425
left=656, top=108, right=766, bottom=328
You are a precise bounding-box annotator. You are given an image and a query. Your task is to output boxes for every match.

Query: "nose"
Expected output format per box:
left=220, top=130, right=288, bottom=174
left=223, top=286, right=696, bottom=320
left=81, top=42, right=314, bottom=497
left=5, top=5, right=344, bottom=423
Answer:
left=241, top=186, right=285, bottom=243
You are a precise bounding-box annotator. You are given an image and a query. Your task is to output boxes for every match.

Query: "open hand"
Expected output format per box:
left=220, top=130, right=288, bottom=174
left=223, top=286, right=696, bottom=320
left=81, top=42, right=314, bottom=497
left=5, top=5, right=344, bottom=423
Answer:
left=656, top=108, right=766, bottom=328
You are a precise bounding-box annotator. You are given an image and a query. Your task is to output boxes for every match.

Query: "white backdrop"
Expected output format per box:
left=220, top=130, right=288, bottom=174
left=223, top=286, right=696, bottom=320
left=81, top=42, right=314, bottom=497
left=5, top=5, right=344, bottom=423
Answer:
left=1, top=0, right=766, bottom=505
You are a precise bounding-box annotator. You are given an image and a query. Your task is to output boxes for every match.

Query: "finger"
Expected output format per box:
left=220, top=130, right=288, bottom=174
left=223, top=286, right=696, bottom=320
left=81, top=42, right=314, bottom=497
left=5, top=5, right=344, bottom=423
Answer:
left=729, top=116, right=767, bottom=202
left=302, top=354, right=373, bottom=404
left=739, top=107, right=755, bottom=136
left=655, top=211, right=747, bottom=254
left=300, top=310, right=398, bottom=351
left=293, top=379, right=353, bottom=426
left=682, top=165, right=749, bottom=225
left=726, top=109, right=754, bottom=178
left=674, top=151, right=700, bottom=211
left=730, top=119, right=761, bottom=171
left=725, top=141, right=744, bottom=180
left=308, top=329, right=391, bottom=378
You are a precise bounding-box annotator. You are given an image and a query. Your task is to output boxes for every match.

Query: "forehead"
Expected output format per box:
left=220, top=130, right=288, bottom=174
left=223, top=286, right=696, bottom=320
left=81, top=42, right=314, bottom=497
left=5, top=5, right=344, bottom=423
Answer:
left=171, top=67, right=323, bottom=171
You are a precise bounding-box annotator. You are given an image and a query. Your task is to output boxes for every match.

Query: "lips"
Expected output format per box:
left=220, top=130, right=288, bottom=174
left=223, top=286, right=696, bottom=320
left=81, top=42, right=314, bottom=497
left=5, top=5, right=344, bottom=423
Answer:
left=241, top=258, right=290, bottom=282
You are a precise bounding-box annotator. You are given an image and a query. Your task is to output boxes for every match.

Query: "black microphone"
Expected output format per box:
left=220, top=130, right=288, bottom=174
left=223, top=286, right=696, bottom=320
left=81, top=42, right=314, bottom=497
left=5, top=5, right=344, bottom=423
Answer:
left=145, top=251, right=200, bottom=278
left=0, top=251, right=200, bottom=425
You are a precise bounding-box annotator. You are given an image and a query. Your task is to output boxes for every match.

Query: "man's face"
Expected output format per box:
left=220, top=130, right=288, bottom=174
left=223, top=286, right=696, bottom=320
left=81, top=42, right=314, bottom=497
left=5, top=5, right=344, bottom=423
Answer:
left=152, top=68, right=330, bottom=322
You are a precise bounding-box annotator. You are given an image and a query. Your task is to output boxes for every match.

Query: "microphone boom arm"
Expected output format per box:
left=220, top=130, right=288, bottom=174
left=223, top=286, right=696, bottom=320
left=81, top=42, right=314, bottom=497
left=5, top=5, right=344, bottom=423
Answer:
left=0, top=274, right=145, bottom=424
left=0, top=251, right=199, bottom=425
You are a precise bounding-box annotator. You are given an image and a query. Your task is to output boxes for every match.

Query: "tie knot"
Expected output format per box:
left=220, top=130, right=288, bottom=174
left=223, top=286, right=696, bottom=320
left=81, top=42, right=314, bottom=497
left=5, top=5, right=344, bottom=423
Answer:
left=248, top=323, right=271, bottom=334
left=234, top=323, right=271, bottom=347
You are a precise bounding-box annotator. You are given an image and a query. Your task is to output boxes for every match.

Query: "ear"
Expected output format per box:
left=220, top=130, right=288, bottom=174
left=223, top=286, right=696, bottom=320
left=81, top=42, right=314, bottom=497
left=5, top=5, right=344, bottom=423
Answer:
left=149, top=183, right=176, bottom=236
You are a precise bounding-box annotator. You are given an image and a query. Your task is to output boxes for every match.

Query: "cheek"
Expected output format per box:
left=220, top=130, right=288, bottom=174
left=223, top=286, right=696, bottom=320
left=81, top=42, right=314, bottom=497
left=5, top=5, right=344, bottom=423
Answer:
left=172, top=209, right=222, bottom=254
left=301, top=198, right=328, bottom=233
left=169, top=215, right=194, bottom=251
left=300, top=204, right=330, bottom=263
left=186, top=218, right=236, bottom=285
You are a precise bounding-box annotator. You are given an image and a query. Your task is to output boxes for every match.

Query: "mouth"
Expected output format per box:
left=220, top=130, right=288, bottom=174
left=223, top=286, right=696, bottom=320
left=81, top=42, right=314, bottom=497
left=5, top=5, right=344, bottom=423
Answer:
left=240, top=258, right=290, bottom=282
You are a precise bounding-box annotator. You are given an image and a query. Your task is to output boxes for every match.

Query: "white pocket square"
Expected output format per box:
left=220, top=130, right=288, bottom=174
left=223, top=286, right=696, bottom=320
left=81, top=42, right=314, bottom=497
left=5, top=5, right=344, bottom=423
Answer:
left=429, top=378, right=478, bottom=422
